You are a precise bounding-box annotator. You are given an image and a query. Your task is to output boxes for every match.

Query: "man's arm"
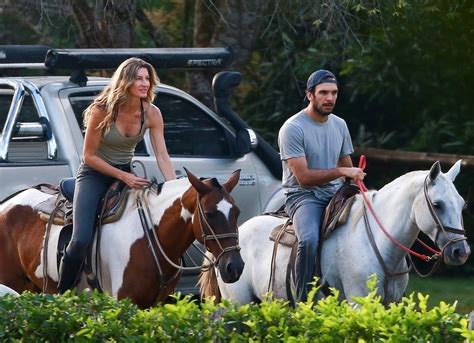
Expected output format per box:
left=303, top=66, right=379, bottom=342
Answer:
left=338, top=155, right=354, bottom=168
left=287, top=156, right=365, bottom=187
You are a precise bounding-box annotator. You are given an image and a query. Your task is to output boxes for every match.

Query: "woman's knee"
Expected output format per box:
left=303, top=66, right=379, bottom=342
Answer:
left=66, top=239, right=89, bottom=259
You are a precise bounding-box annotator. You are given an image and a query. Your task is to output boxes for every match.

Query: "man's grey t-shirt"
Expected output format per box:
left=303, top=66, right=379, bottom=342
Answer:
left=278, top=111, right=354, bottom=194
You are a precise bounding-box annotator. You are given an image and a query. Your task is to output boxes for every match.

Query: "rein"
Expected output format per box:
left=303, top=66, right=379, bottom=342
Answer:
left=195, top=193, right=241, bottom=267
left=356, top=156, right=442, bottom=262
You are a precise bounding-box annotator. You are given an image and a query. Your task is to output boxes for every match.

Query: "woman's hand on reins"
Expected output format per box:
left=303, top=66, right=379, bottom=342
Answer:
left=122, top=172, right=151, bottom=189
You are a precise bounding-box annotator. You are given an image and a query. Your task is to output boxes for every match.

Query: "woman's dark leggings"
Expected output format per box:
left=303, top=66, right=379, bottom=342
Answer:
left=58, top=162, right=130, bottom=292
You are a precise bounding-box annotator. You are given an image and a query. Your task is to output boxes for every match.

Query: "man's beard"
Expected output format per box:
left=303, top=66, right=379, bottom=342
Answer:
left=312, top=103, right=333, bottom=116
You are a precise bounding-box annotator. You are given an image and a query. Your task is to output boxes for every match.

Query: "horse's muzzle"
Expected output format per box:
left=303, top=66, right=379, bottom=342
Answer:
left=218, top=250, right=245, bottom=283
left=443, top=240, right=471, bottom=265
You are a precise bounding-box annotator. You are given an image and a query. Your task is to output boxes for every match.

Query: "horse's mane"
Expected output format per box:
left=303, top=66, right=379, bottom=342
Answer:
left=377, top=170, right=426, bottom=193
left=349, top=170, right=428, bottom=231
left=127, top=177, right=189, bottom=211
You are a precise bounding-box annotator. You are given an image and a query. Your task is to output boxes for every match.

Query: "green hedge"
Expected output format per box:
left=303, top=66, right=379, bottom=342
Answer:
left=0, top=280, right=472, bottom=342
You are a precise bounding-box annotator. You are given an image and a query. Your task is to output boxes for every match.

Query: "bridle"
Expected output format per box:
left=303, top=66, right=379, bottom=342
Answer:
left=357, top=156, right=467, bottom=279
left=195, top=193, right=241, bottom=266
left=422, top=174, right=467, bottom=253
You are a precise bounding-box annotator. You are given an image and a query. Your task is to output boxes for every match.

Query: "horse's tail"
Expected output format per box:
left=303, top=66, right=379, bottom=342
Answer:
left=198, top=252, right=221, bottom=303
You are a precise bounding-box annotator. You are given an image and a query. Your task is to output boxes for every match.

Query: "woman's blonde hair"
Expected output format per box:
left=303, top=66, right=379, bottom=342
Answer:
left=83, top=57, right=159, bottom=131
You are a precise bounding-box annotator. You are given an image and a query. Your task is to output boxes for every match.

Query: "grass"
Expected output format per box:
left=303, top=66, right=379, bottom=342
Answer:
left=406, top=275, right=474, bottom=314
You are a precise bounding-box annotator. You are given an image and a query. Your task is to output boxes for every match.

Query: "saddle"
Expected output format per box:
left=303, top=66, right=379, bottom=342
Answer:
left=35, top=177, right=131, bottom=226
left=268, top=182, right=360, bottom=301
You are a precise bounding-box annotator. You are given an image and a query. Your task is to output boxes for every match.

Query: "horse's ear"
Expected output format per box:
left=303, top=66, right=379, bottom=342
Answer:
left=222, top=169, right=241, bottom=193
left=445, top=159, right=462, bottom=182
left=429, top=161, right=441, bottom=181
left=184, top=167, right=210, bottom=194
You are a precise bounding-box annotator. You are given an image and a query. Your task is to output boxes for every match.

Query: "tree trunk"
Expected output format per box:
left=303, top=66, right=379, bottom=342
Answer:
left=188, top=0, right=266, bottom=109
left=70, top=0, right=136, bottom=48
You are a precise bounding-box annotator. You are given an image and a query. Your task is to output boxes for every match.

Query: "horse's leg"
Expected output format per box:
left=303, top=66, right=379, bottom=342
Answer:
left=384, top=259, right=409, bottom=304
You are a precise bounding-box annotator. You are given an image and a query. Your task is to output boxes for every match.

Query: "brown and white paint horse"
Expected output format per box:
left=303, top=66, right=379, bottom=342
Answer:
left=0, top=169, right=244, bottom=308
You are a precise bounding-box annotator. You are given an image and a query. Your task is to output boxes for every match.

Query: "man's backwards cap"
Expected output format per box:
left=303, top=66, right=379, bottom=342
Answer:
left=306, top=69, right=338, bottom=91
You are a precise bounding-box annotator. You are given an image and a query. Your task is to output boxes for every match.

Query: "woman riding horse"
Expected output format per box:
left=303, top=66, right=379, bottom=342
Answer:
left=58, top=58, right=176, bottom=292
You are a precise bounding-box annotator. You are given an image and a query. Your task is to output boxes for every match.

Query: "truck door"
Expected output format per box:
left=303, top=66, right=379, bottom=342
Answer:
left=150, top=90, right=261, bottom=224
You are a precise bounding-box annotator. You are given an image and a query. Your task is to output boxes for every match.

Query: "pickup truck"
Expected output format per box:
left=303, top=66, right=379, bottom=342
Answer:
left=0, top=45, right=285, bottom=294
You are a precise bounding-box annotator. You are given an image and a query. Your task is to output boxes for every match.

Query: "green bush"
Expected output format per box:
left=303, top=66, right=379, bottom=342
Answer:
left=0, top=282, right=472, bottom=342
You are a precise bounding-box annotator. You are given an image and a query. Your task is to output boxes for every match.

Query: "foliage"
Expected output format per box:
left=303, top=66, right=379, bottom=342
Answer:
left=234, top=0, right=474, bottom=156
left=339, top=0, right=474, bottom=154
left=0, top=281, right=472, bottom=342
left=2, top=0, right=473, bottom=155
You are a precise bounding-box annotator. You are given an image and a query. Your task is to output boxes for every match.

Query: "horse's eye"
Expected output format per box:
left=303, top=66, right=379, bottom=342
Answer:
left=433, top=202, right=442, bottom=209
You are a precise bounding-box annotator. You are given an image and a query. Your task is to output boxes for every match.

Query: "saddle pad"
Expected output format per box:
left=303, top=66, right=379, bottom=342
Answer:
left=36, top=195, right=71, bottom=225
left=270, top=221, right=297, bottom=247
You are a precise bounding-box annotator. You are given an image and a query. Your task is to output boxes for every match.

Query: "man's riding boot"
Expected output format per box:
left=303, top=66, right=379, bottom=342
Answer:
left=57, top=251, right=83, bottom=294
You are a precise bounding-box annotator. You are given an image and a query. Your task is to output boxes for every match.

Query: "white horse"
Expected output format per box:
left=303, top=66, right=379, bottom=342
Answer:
left=200, top=161, right=471, bottom=305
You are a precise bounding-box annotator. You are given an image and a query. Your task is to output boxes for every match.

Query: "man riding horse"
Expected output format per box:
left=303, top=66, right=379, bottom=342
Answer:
left=278, top=69, right=366, bottom=302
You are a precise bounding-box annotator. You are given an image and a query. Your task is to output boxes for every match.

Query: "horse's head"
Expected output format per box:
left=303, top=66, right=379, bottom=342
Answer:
left=184, top=168, right=245, bottom=283
left=414, top=160, right=470, bottom=265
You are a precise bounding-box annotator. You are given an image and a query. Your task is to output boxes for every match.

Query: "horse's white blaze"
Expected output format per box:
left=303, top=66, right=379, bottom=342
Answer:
left=0, top=188, right=51, bottom=212
left=217, top=199, right=233, bottom=220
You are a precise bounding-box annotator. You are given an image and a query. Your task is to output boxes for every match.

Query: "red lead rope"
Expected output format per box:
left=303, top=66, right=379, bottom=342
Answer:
left=356, top=155, right=441, bottom=262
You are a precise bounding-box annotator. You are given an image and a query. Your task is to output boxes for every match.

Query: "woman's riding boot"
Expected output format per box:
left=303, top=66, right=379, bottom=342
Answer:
left=57, top=251, right=83, bottom=294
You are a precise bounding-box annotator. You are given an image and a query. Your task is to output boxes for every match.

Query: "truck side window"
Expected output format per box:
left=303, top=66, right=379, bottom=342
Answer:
left=69, top=92, right=148, bottom=156
left=155, top=94, right=230, bottom=157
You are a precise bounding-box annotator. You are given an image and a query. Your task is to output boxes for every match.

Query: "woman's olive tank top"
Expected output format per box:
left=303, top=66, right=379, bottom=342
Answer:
left=96, top=101, right=147, bottom=165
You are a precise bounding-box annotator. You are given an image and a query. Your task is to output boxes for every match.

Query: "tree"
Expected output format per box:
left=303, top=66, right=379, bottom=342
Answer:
left=187, top=0, right=268, bottom=109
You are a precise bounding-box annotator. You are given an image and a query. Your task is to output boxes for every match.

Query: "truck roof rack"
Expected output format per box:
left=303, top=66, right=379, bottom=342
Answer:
left=0, top=45, right=234, bottom=86
left=0, top=45, right=51, bottom=69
